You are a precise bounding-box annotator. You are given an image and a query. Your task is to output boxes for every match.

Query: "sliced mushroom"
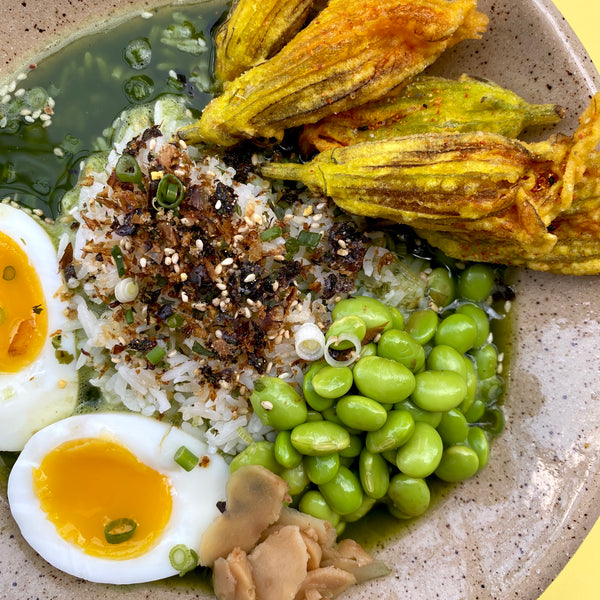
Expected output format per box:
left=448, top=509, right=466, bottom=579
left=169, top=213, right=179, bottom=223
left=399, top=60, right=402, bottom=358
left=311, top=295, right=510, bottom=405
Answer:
left=275, top=505, right=337, bottom=548
left=248, top=525, right=309, bottom=600
left=293, top=566, right=356, bottom=600
left=213, top=548, right=256, bottom=600
left=199, top=465, right=290, bottom=566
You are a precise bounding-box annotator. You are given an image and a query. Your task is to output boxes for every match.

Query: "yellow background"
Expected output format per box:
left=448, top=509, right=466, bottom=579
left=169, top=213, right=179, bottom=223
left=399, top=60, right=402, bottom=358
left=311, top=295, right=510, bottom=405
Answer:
left=538, top=4, right=598, bottom=599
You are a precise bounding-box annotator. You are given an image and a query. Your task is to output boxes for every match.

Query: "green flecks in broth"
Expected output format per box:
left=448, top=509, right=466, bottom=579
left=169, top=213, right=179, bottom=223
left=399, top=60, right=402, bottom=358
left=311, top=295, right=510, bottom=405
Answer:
left=0, top=1, right=226, bottom=217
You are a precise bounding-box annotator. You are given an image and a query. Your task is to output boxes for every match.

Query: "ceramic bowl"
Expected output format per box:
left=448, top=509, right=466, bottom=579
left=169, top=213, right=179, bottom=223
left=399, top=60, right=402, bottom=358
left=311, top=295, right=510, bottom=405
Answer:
left=1, top=1, right=599, bottom=599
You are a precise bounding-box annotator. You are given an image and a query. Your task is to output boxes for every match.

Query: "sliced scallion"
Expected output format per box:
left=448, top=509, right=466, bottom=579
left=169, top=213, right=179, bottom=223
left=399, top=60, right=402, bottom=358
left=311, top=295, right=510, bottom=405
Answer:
left=174, top=445, right=199, bottom=471
left=297, top=230, right=322, bottom=248
left=145, top=345, right=166, bottom=365
left=125, top=308, right=134, bottom=324
left=111, top=245, right=126, bottom=278
left=104, top=518, right=137, bottom=544
left=115, top=154, right=144, bottom=186
left=156, top=173, right=185, bottom=209
left=169, top=544, right=199, bottom=576
left=192, top=341, right=216, bottom=357
left=166, top=313, right=184, bottom=329
left=260, top=226, right=283, bottom=242
left=294, top=322, right=325, bottom=361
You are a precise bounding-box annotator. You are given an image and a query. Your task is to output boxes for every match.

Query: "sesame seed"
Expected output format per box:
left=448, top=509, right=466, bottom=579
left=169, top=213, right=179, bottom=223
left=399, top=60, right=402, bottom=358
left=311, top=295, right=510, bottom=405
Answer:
left=310, top=222, right=320, bottom=230
left=337, top=248, right=349, bottom=257
left=139, top=257, right=147, bottom=268
left=173, top=264, right=181, bottom=274
left=172, top=253, right=179, bottom=264
left=266, top=361, right=273, bottom=373
left=278, top=372, right=292, bottom=380
left=283, top=213, right=294, bottom=222
left=244, top=273, right=256, bottom=283
left=14, top=88, right=25, bottom=98
left=42, top=119, right=52, bottom=128
left=24, top=115, right=35, bottom=124
left=168, top=349, right=177, bottom=358
left=215, top=329, right=223, bottom=339
left=272, top=281, right=279, bottom=292
left=180, top=217, right=191, bottom=226
left=216, top=282, right=227, bottom=291
left=47, top=97, right=55, bottom=109
left=312, top=213, right=323, bottom=222
left=246, top=298, right=255, bottom=306
left=168, top=69, right=178, bottom=79
left=261, top=400, right=274, bottom=411
left=338, top=239, right=347, bottom=248
left=180, top=273, right=188, bottom=282
left=179, top=139, right=188, bottom=150
left=164, top=248, right=175, bottom=256
left=243, top=307, right=252, bottom=318
left=221, top=257, right=234, bottom=266
left=8, top=80, right=16, bottom=93
left=215, top=200, right=222, bottom=210
left=1, top=94, right=10, bottom=104
left=212, top=297, right=221, bottom=307
left=39, top=113, right=51, bottom=122
left=53, top=147, right=64, bottom=158
left=196, top=239, right=204, bottom=251
left=164, top=257, right=172, bottom=266
left=274, top=254, right=285, bottom=261
left=181, top=291, right=189, bottom=303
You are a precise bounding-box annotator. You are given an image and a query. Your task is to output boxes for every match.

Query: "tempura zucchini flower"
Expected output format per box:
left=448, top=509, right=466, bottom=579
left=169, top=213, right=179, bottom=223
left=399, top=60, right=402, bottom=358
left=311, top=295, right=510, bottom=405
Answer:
left=300, top=75, right=565, bottom=153
left=178, top=0, right=488, bottom=146
left=260, top=93, right=600, bottom=275
left=214, top=0, right=316, bottom=83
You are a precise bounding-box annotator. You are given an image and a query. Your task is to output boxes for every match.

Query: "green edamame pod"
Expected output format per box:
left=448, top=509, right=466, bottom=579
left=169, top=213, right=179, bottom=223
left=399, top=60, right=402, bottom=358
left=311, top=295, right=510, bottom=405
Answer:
left=303, top=361, right=335, bottom=412
left=299, top=490, right=340, bottom=527
left=387, top=473, right=431, bottom=518
left=312, top=365, right=354, bottom=399
left=426, top=344, right=467, bottom=379
left=456, top=303, right=490, bottom=348
left=250, top=376, right=307, bottom=430
left=353, top=355, right=415, bottom=403
left=336, top=394, right=388, bottom=431
left=434, top=445, right=480, bottom=482
left=394, top=398, right=442, bottom=428
left=331, top=296, right=393, bottom=332
left=305, top=453, right=340, bottom=484
left=436, top=408, right=469, bottom=446
left=365, top=409, right=415, bottom=453
left=359, top=449, right=390, bottom=499
left=280, top=461, right=310, bottom=496
left=395, top=421, right=443, bottom=478
left=291, top=421, right=351, bottom=455
left=274, top=430, right=303, bottom=469
left=326, top=315, right=367, bottom=350
left=229, top=441, right=282, bottom=474
left=434, top=313, right=478, bottom=354
left=471, top=344, right=498, bottom=380
left=377, top=329, right=425, bottom=373
left=319, top=466, right=364, bottom=515
left=467, top=426, right=489, bottom=469
left=405, top=309, right=438, bottom=345
left=412, top=370, right=467, bottom=412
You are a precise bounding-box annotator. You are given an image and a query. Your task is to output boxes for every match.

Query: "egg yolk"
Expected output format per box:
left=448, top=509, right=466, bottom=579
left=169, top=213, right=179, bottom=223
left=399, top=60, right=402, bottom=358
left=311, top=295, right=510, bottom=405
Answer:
left=33, top=437, right=173, bottom=560
left=0, top=230, right=47, bottom=372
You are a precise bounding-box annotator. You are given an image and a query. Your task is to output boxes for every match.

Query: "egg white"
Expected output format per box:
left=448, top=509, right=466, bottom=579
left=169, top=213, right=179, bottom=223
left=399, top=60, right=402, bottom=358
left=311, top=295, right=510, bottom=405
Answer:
left=7, top=412, right=229, bottom=584
left=0, top=203, right=78, bottom=451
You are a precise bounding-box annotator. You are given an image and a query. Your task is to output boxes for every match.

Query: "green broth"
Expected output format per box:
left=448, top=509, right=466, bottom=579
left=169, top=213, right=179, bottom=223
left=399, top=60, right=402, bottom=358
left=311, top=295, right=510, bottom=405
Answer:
left=0, top=1, right=226, bottom=217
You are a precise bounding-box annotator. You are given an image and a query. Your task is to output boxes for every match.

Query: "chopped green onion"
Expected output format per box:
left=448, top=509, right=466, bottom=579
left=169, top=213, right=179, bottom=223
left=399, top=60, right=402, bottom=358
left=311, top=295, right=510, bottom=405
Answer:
left=125, top=308, right=134, bottom=324
left=32, top=304, right=43, bottom=315
left=156, top=174, right=185, bottom=209
left=55, top=350, right=74, bottom=365
left=111, top=246, right=126, bottom=278
left=114, top=277, right=139, bottom=303
left=104, top=518, right=137, bottom=544
left=169, top=544, right=199, bottom=576
left=174, top=445, right=199, bottom=471
left=115, top=154, right=144, bottom=187
left=297, top=230, right=322, bottom=248
left=261, top=226, right=283, bottom=242
left=285, top=237, right=300, bottom=259
left=192, top=341, right=216, bottom=357
left=145, top=345, right=166, bottom=365
left=236, top=427, right=254, bottom=445
left=2, top=266, right=16, bottom=281
left=294, top=322, right=325, bottom=361
left=166, top=313, right=185, bottom=329
left=51, top=335, right=62, bottom=350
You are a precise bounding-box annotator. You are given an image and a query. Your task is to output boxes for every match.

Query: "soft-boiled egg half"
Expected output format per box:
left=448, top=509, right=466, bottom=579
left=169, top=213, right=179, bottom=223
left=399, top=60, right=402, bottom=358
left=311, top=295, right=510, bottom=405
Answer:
left=8, top=412, right=229, bottom=584
left=0, top=203, right=78, bottom=451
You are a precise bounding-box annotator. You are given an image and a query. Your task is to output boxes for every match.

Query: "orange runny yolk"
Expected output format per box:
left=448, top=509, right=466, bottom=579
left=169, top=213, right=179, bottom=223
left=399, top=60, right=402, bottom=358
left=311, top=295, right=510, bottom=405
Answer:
left=0, top=230, right=47, bottom=372
left=33, top=438, right=173, bottom=560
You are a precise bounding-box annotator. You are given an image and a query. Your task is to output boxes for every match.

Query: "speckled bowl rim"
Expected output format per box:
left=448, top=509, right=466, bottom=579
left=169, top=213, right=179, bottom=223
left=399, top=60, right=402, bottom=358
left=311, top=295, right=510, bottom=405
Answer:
left=1, top=1, right=600, bottom=599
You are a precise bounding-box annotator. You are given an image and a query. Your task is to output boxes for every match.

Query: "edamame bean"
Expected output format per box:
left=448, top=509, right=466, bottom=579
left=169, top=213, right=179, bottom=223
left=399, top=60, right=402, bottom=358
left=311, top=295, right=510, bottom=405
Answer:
left=365, top=410, right=415, bottom=453
left=250, top=376, right=307, bottom=430
left=306, top=410, right=324, bottom=422
left=321, top=406, right=361, bottom=435
left=339, top=434, right=363, bottom=458
left=303, top=361, right=335, bottom=412
left=467, top=426, right=489, bottom=469
left=481, top=407, right=505, bottom=435
left=359, top=449, right=390, bottom=499
left=299, top=490, right=340, bottom=527
left=274, top=430, right=303, bottom=469
left=426, top=344, right=467, bottom=379
left=229, top=441, right=281, bottom=474
left=471, top=344, right=498, bottom=380
left=280, top=461, right=310, bottom=496
left=377, top=329, right=425, bottom=373
left=388, top=305, right=405, bottom=330
left=291, top=421, right=351, bottom=456
left=436, top=409, right=469, bottom=446
left=457, top=264, right=495, bottom=302
left=353, top=356, right=415, bottom=403
left=336, top=395, right=388, bottom=431
left=463, top=398, right=486, bottom=423
left=427, top=267, right=455, bottom=307
left=305, top=453, right=340, bottom=485
left=394, top=399, right=442, bottom=428
left=360, top=342, right=378, bottom=358
left=460, top=356, right=477, bottom=414
left=331, top=296, right=393, bottom=332
left=412, top=370, right=467, bottom=412
left=387, top=473, right=431, bottom=518
left=395, top=421, right=443, bottom=478
left=405, top=309, right=438, bottom=345
left=456, top=303, right=490, bottom=348
left=326, top=315, right=367, bottom=350
left=434, top=313, right=478, bottom=354
left=312, top=365, right=354, bottom=399
left=343, top=495, right=377, bottom=522
left=319, top=466, right=364, bottom=515
left=479, top=375, right=504, bottom=405
left=434, top=445, right=480, bottom=482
